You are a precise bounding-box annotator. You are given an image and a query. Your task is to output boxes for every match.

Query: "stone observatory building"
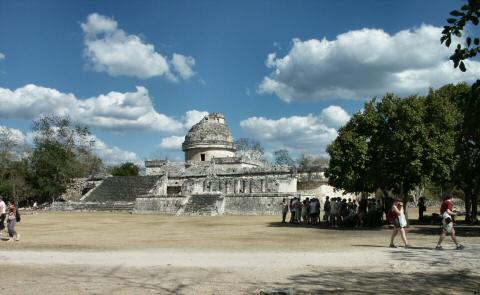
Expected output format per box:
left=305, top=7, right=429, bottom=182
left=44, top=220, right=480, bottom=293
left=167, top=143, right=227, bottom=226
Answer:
left=182, top=113, right=236, bottom=162
left=55, top=113, right=341, bottom=215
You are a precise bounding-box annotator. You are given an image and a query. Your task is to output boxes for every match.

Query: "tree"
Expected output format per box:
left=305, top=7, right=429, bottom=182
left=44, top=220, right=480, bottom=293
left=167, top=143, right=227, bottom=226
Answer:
left=0, top=127, right=32, bottom=205
left=296, top=153, right=329, bottom=170
left=451, top=85, right=480, bottom=222
left=274, top=149, right=295, bottom=166
left=441, top=0, right=480, bottom=87
left=111, top=162, right=140, bottom=176
left=29, top=115, right=92, bottom=203
left=234, top=138, right=265, bottom=161
left=326, top=90, right=460, bottom=206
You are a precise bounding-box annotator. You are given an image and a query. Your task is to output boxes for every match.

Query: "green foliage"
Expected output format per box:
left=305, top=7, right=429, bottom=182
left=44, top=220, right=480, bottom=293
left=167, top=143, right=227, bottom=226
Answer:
left=441, top=0, right=480, bottom=87
left=29, top=115, right=94, bottom=202
left=274, top=149, right=295, bottom=166
left=111, top=162, right=140, bottom=176
left=326, top=85, right=464, bottom=199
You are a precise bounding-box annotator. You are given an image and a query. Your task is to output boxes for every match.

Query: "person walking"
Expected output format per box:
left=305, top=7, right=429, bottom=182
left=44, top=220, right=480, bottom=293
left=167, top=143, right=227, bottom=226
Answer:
left=388, top=198, right=410, bottom=248
left=280, top=198, right=289, bottom=223
left=0, top=197, right=6, bottom=236
left=435, top=194, right=464, bottom=250
left=7, top=201, right=19, bottom=242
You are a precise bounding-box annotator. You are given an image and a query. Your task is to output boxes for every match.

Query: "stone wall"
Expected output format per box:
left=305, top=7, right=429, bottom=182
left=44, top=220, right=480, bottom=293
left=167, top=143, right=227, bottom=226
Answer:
left=51, top=201, right=134, bottom=212
left=134, top=196, right=187, bottom=214
left=223, top=194, right=291, bottom=215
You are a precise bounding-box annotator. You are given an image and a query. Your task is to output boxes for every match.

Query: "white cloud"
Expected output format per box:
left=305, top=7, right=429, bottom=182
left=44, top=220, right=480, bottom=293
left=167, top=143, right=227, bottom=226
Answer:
left=81, top=13, right=195, bottom=80
left=0, top=53, right=5, bottom=61
left=170, top=53, right=196, bottom=80
left=183, top=110, right=209, bottom=129
left=0, top=84, right=207, bottom=134
left=159, top=136, right=185, bottom=150
left=240, top=106, right=350, bottom=155
left=90, top=135, right=141, bottom=166
left=320, top=106, right=350, bottom=128
left=259, top=24, right=480, bottom=102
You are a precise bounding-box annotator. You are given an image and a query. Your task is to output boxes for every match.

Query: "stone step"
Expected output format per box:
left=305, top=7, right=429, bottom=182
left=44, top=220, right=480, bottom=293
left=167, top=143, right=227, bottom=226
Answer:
left=183, top=195, right=220, bottom=215
left=85, top=176, right=161, bottom=202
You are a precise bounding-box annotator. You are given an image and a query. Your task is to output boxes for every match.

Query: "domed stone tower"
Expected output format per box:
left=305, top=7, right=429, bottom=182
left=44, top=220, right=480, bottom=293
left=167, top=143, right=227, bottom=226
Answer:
left=182, top=113, right=236, bottom=162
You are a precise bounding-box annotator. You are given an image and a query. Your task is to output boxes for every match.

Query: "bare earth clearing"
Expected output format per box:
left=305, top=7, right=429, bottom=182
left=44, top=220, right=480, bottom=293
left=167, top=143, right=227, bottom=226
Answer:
left=0, top=211, right=479, bottom=294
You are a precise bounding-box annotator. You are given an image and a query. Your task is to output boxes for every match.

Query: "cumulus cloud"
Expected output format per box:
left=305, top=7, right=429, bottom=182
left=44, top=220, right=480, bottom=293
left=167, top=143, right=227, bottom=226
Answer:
left=89, top=135, right=141, bottom=165
left=0, top=52, right=5, bottom=61
left=159, top=136, right=185, bottom=150
left=81, top=13, right=195, bottom=80
left=240, top=106, right=350, bottom=155
left=170, top=53, right=196, bottom=80
left=0, top=84, right=207, bottom=134
left=259, top=24, right=480, bottom=102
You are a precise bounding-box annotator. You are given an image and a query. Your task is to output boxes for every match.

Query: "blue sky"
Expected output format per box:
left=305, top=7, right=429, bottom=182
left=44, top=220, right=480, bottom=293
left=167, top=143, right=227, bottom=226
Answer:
left=0, top=0, right=478, bottom=165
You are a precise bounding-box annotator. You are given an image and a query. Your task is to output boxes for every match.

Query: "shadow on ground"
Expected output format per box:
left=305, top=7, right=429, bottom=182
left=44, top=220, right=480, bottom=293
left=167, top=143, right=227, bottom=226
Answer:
left=255, top=269, right=480, bottom=295
left=268, top=222, right=384, bottom=231
left=409, top=224, right=480, bottom=237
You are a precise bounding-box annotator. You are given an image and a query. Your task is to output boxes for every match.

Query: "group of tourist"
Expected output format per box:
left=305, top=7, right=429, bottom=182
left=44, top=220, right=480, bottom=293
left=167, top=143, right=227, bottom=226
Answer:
left=282, top=195, right=385, bottom=228
left=281, top=197, right=321, bottom=224
left=0, top=196, right=20, bottom=242
left=281, top=194, right=465, bottom=250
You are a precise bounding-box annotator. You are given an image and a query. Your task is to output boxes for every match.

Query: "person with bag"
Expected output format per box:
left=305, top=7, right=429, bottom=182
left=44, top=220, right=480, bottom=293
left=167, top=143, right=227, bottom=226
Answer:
left=388, top=198, right=410, bottom=248
left=7, top=201, right=20, bottom=242
left=435, top=194, right=464, bottom=250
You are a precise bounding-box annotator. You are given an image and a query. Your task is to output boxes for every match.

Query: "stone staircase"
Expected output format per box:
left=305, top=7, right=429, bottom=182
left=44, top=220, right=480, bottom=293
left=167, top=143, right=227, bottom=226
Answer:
left=84, top=176, right=161, bottom=202
left=183, top=195, right=221, bottom=215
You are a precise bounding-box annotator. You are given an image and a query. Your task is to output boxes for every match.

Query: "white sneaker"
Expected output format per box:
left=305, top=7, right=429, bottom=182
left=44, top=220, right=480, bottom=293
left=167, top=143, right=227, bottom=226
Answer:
left=15, top=234, right=20, bottom=241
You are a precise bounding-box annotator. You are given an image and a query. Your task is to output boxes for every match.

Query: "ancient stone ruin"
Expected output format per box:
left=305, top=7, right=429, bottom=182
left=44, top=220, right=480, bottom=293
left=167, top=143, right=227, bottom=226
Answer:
left=54, top=113, right=352, bottom=215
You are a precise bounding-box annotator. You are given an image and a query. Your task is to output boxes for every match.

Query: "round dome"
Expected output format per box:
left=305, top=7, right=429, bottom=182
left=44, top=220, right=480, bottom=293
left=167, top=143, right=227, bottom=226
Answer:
left=182, top=113, right=236, bottom=152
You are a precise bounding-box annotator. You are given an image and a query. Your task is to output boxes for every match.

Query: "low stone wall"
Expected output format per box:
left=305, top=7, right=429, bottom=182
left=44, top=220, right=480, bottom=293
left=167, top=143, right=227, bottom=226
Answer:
left=134, top=196, right=187, bottom=214
left=223, top=194, right=290, bottom=215
left=50, top=201, right=134, bottom=212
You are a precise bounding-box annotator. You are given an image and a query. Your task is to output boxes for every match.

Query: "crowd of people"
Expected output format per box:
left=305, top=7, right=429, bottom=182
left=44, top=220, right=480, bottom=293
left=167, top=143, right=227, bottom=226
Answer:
left=281, top=195, right=386, bottom=228
left=282, top=194, right=465, bottom=250
left=0, top=197, right=20, bottom=242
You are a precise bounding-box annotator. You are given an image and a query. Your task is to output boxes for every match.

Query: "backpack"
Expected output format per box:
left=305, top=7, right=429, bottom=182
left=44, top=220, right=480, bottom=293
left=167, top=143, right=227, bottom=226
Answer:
left=15, top=210, right=21, bottom=222
left=386, top=211, right=397, bottom=224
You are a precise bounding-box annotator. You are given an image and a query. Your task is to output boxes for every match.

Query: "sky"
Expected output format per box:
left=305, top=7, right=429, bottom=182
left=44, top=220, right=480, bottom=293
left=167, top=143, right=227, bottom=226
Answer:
left=1, top=0, right=478, bottom=165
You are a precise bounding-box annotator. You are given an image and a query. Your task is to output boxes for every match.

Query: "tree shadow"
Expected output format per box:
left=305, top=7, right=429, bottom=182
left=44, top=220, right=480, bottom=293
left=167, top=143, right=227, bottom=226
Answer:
left=409, top=225, right=480, bottom=237
left=268, top=221, right=384, bottom=231
left=254, top=269, right=480, bottom=294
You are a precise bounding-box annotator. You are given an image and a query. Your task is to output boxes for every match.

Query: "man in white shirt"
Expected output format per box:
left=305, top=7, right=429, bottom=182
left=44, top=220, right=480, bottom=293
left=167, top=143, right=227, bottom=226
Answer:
left=0, top=197, right=6, bottom=234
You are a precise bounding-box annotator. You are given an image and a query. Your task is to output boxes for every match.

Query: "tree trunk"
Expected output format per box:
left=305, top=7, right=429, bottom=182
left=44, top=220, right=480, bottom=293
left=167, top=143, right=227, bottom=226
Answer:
left=472, top=193, right=478, bottom=223
left=464, top=189, right=472, bottom=223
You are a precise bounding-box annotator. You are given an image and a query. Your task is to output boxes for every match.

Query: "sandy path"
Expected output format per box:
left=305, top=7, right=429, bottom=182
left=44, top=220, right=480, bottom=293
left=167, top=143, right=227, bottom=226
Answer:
left=0, top=250, right=389, bottom=268
left=1, top=213, right=478, bottom=294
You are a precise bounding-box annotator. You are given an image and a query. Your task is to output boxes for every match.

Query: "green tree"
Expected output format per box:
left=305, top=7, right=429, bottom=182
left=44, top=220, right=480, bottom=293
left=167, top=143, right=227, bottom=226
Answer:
left=274, top=149, right=295, bottom=166
left=111, top=162, right=140, bottom=176
left=326, top=90, right=460, bottom=205
left=441, top=1, right=480, bottom=72
left=29, top=115, right=92, bottom=203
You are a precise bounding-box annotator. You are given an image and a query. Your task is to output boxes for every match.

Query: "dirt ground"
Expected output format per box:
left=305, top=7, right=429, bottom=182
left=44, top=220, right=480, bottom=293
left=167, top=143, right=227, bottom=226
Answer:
left=0, top=211, right=479, bottom=294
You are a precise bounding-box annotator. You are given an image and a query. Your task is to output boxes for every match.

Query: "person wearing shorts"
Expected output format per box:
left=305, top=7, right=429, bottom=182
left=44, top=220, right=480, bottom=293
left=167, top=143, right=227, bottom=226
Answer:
left=389, top=199, right=410, bottom=248
left=435, top=194, right=464, bottom=250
